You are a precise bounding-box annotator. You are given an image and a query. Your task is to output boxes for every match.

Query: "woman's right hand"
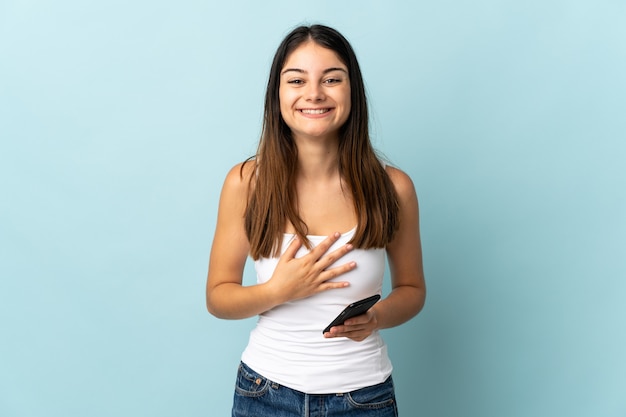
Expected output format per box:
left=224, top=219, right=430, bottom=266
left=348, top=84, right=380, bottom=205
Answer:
left=266, top=232, right=356, bottom=304
left=207, top=163, right=357, bottom=320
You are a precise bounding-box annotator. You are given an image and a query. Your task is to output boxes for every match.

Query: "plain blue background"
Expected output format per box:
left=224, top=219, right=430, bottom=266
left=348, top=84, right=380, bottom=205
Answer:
left=1, top=1, right=625, bottom=416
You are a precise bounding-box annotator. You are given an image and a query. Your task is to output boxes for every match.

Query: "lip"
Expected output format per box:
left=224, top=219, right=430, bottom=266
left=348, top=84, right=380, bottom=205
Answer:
left=298, top=108, right=334, bottom=118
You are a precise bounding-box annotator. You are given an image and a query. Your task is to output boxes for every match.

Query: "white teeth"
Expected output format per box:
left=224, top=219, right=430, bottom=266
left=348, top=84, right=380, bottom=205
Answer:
left=300, top=109, right=329, bottom=114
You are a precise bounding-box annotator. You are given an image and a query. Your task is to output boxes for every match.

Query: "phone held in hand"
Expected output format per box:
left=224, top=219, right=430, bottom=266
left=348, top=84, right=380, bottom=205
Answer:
left=322, top=294, right=381, bottom=334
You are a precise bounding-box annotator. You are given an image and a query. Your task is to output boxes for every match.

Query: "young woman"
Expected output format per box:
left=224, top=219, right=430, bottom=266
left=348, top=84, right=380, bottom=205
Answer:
left=206, top=24, right=426, bottom=416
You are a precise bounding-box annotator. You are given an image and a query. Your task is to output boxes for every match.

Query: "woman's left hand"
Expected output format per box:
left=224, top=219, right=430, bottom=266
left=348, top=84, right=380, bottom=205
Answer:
left=323, top=309, right=378, bottom=342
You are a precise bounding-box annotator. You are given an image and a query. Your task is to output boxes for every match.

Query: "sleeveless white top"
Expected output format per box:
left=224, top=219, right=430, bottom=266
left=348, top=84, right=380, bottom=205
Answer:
left=240, top=227, right=393, bottom=394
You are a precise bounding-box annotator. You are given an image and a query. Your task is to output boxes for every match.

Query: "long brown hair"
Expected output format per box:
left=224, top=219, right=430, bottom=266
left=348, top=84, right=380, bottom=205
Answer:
left=245, top=24, right=399, bottom=259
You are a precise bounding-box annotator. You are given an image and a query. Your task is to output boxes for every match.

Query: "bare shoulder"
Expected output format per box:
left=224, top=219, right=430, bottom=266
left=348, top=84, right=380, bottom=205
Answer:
left=385, top=165, right=417, bottom=202
left=215, top=160, right=256, bottom=225
left=221, top=160, right=256, bottom=195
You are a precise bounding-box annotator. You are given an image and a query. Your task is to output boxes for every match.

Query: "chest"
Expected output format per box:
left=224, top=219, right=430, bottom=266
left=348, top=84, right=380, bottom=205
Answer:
left=291, top=184, right=356, bottom=235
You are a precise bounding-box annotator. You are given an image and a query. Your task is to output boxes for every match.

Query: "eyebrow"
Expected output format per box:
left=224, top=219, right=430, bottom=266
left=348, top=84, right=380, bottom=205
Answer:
left=281, top=67, right=348, bottom=76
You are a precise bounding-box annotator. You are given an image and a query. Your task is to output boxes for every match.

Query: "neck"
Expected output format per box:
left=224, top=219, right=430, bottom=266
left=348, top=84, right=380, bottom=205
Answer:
left=294, top=136, right=340, bottom=181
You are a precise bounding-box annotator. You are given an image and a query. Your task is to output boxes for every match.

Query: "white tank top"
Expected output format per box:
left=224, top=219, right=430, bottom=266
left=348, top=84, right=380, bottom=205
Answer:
left=240, top=227, right=393, bottom=394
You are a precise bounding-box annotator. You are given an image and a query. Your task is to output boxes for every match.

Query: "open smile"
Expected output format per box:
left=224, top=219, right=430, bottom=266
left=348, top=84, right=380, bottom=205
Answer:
left=299, top=108, right=332, bottom=115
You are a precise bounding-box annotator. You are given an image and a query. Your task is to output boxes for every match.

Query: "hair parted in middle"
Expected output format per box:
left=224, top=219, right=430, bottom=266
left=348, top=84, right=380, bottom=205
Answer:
left=244, top=24, right=399, bottom=260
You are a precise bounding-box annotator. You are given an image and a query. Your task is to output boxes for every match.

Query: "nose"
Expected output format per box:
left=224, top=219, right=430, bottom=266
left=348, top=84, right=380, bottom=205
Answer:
left=305, top=83, right=325, bottom=102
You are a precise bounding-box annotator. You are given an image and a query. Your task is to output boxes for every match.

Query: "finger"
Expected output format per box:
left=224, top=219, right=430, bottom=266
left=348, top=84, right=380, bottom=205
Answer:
left=349, top=309, right=376, bottom=324
left=343, top=314, right=368, bottom=326
left=308, top=232, right=342, bottom=259
left=324, top=326, right=369, bottom=341
left=323, top=326, right=344, bottom=337
left=317, top=280, right=350, bottom=292
left=331, top=323, right=366, bottom=334
left=321, top=261, right=356, bottom=282
left=319, top=243, right=354, bottom=269
left=281, top=235, right=303, bottom=260
left=347, top=334, right=369, bottom=342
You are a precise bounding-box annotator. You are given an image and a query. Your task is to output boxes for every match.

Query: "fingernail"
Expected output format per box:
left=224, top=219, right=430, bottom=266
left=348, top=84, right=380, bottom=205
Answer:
left=346, top=244, right=353, bottom=250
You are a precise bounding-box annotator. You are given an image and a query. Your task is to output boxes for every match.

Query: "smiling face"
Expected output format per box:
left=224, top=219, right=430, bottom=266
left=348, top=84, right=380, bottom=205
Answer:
left=279, top=41, right=351, bottom=143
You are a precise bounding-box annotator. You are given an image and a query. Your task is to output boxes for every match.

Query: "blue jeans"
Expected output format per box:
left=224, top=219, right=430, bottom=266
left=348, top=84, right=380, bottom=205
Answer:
left=232, top=362, right=399, bottom=417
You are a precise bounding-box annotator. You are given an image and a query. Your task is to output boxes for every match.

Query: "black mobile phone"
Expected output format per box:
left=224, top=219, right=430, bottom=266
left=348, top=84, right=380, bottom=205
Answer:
left=322, top=294, right=381, bottom=334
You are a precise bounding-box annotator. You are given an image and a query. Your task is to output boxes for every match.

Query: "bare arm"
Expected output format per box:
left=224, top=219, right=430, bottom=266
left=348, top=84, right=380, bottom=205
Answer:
left=206, top=162, right=357, bottom=319
left=374, top=167, right=426, bottom=328
left=325, top=167, right=426, bottom=340
left=205, top=162, right=263, bottom=319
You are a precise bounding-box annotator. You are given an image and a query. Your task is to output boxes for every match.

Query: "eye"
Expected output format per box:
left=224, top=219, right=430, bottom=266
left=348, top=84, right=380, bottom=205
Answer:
left=287, top=79, right=304, bottom=85
left=323, top=78, right=342, bottom=84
